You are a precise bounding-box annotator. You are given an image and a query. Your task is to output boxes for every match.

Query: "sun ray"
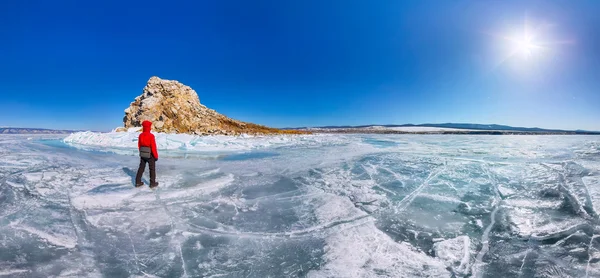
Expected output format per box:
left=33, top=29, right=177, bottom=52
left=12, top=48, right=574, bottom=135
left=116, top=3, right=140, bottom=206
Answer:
left=483, top=14, right=573, bottom=74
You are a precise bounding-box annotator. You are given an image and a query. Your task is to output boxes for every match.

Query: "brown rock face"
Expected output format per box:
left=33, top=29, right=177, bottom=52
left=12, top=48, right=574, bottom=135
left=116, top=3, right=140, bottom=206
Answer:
left=123, top=77, right=304, bottom=135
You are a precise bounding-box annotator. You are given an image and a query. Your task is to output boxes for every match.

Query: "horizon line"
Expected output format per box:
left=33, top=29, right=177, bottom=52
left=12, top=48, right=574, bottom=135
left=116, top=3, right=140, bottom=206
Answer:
left=3, top=122, right=598, bottom=133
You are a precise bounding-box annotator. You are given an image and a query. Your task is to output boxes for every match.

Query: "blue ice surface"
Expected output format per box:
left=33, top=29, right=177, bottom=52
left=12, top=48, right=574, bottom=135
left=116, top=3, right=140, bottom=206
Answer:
left=222, top=152, right=279, bottom=161
left=1, top=134, right=599, bottom=277
left=362, top=137, right=401, bottom=148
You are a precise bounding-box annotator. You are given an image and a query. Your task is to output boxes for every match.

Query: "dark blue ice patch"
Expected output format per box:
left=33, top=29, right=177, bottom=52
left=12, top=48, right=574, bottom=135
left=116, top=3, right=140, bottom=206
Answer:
left=37, top=139, right=75, bottom=149
left=241, top=177, right=300, bottom=200
left=362, top=138, right=400, bottom=148
left=222, top=152, right=279, bottom=161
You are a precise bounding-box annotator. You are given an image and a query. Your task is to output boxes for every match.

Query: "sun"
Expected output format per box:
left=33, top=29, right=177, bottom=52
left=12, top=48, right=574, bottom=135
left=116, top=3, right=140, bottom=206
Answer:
left=504, top=22, right=544, bottom=60
left=487, top=16, right=567, bottom=64
left=512, top=35, right=538, bottom=58
left=487, top=15, right=573, bottom=71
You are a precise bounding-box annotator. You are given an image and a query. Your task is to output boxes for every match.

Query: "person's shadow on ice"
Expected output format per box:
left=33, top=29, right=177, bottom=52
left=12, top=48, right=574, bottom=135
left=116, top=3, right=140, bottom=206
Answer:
left=122, top=167, right=148, bottom=187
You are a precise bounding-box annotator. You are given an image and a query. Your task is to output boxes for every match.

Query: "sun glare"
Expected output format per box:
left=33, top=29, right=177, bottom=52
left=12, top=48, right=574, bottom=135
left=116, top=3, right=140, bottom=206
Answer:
left=487, top=15, right=571, bottom=67
left=505, top=22, right=543, bottom=60
left=513, top=35, right=538, bottom=58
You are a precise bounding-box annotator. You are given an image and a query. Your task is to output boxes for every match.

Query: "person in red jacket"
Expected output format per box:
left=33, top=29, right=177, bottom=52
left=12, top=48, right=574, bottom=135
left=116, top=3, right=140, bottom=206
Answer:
left=135, top=120, right=159, bottom=188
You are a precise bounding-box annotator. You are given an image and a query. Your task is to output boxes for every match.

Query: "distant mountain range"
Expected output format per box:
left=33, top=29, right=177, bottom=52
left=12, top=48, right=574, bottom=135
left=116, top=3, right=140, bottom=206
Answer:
left=0, top=128, right=81, bottom=134
left=290, top=123, right=600, bottom=135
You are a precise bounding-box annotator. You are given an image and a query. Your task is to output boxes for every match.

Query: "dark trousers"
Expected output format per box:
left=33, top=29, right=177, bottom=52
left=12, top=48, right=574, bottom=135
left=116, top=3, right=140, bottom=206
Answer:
left=135, top=156, right=156, bottom=184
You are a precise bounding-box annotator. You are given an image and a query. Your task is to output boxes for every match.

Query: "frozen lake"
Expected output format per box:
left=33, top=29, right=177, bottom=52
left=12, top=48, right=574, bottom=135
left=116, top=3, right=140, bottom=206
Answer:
left=1, top=134, right=599, bottom=277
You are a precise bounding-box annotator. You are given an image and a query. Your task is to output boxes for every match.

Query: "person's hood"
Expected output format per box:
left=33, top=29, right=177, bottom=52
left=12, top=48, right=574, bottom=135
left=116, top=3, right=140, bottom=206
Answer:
left=142, top=120, right=152, bottom=132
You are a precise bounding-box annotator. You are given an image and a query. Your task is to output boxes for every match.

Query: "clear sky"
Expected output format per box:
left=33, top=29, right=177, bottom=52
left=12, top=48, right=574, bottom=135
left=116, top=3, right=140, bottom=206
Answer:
left=1, top=0, right=599, bottom=131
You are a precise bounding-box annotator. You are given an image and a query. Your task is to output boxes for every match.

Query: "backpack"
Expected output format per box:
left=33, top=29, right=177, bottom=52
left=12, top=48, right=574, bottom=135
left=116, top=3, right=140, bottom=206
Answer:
left=139, top=146, right=152, bottom=159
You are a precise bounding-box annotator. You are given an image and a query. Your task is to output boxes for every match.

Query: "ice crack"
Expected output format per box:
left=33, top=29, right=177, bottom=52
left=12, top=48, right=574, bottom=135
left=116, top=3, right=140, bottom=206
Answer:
left=153, top=189, right=189, bottom=277
left=472, top=166, right=501, bottom=278
left=396, top=164, right=446, bottom=212
left=586, top=234, right=599, bottom=278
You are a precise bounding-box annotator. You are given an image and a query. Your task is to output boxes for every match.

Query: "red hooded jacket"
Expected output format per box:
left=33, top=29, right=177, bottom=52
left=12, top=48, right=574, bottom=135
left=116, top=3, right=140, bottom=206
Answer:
left=138, top=121, right=159, bottom=159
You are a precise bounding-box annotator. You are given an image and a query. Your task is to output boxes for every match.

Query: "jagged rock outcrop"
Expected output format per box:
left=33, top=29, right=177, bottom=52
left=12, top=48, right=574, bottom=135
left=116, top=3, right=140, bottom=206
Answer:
left=121, top=76, right=302, bottom=135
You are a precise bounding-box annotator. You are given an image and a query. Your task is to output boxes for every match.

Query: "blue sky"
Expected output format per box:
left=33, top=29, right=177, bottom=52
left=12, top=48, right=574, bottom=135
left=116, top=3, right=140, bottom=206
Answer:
left=1, top=0, right=599, bottom=131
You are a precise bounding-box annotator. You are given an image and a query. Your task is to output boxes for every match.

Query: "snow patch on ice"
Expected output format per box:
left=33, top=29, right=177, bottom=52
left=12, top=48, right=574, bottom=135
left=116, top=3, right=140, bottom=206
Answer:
left=498, top=184, right=515, bottom=198
left=11, top=224, right=77, bottom=249
left=582, top=176, right=600, bottom=216
left=0, top=269, right=30, bottom=276
left=433, top=235, right=473, bottom=276
left=504, top=199, right=560, bottom=209
left=308, top=221, right=450, bottom=277
left=417, top=193, right=464, bottom=204
left=506, top=206, right=588, bottom=240
left=159, top=173, right=234, bottom=199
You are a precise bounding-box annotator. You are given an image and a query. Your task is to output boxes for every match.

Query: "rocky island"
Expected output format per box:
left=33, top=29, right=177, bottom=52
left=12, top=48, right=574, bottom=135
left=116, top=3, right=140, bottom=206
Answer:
left=119, top=77, right=305, bottom=136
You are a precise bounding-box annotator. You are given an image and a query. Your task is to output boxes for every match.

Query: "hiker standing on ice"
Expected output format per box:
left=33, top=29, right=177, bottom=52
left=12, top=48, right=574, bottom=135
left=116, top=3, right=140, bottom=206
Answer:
left=135, top=120, right=159, bottom=188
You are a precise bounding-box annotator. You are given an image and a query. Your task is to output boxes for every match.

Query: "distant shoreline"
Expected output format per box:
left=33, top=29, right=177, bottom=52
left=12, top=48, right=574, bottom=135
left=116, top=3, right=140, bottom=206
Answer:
left=288, top=123, right=600, bottom=135
left=300, top=129, right=600, bottom=135
left=0, top=128, right=80, bottom=135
